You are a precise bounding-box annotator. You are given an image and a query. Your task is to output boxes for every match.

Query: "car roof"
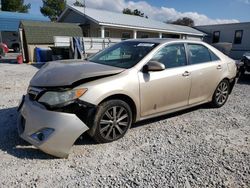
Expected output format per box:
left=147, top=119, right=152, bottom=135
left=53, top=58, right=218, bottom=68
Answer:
left=125, top=38, right=204, bottom=44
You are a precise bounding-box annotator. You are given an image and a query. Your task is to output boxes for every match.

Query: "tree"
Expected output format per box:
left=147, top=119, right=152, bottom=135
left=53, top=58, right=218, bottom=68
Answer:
left=1, top=0, right=30, bottom=13
left=73, top=0, right=85, bottom=7
left=123, top=8, right=133, bottom=15
left=40, top=0, right=66, bottom=21
left=132, top=9, right=144, bottom=17
left=123, top=8, right=148, bottom=18
left=167, top=17, right=195, bottom=27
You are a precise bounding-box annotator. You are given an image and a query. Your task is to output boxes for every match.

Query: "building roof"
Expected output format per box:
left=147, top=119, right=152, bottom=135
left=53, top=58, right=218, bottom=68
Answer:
left=0, top=11, right=49, bottom=31
left=60, top=5, right=204, bottom=36
left=195, top=21, right=250, bottom=28
left=20, top=20, right=83, bottom=44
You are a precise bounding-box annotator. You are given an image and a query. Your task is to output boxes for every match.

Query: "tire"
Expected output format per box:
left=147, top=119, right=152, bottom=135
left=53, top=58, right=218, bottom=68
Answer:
left=211, top=79, right=230, bottom=108
left=91, top=100, right=132, bottom=143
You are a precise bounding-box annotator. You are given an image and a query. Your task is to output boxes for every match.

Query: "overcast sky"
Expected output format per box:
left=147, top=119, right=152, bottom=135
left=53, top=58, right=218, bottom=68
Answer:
left=25, top=0, right=250, bottom=26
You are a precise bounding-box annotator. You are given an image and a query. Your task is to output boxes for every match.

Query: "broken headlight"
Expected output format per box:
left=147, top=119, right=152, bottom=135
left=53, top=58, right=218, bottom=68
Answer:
left=38, top=88, right=87, bottom=106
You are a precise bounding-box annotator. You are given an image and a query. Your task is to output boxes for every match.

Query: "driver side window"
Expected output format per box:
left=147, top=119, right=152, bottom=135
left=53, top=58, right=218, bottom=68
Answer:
left=150, top=43, right=187, bottom=69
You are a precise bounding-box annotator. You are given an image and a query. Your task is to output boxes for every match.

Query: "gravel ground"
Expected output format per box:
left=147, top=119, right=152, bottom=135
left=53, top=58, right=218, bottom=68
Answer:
left=0, top=63, right=249, bottom=187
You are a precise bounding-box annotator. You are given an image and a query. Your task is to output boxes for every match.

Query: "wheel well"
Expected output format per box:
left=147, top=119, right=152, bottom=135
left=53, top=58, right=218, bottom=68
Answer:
left=222, top=77, right=235, bottom=94
left=100, top=94, right=137, bottom=123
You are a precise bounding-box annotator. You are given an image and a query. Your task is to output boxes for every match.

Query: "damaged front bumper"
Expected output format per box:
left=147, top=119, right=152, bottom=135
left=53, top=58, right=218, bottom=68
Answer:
left=17, top=95, right=89, bottom=158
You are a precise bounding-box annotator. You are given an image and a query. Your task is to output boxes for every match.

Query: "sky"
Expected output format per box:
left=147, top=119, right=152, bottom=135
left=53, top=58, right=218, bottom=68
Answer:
left=25, top=0, right=250, bottom=26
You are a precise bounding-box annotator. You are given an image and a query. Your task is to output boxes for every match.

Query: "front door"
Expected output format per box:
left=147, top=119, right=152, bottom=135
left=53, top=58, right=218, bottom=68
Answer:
left=138, top=43, right=192, bottom=117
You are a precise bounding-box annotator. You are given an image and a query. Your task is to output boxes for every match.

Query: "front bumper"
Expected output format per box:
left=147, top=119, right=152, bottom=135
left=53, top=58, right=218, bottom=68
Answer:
left=17, top=95, right=89, bottom=158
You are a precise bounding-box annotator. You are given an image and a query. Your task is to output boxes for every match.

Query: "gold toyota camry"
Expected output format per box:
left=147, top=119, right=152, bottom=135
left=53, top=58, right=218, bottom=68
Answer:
left=17, top=39, right=237, bottom=158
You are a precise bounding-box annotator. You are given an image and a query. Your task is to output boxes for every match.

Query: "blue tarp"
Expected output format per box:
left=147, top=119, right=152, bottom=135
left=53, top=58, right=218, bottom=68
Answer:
left=0, top=11, right=49, bottom=31
left=35, top=47, right=52, bottom=62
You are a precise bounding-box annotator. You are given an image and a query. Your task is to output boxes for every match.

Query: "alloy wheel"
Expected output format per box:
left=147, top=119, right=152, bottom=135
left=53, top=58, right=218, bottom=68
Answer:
left=215, top=81, right=229, bottom=105
left=99, top=106, right=129, bottom=140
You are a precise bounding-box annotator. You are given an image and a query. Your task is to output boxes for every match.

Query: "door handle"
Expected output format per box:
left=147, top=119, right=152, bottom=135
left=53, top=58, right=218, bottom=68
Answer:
left=182, top=71, right=190, bottom=77
left=217, top=65, right=222, bottom=70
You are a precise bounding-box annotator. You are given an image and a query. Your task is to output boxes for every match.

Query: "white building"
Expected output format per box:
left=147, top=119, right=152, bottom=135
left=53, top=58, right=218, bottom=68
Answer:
left=58, top=5, right=204, bottom=40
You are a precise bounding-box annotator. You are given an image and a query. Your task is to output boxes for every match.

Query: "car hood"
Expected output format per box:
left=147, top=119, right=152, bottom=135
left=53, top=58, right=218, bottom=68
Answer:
left=30, top=60, right=125, bottom=87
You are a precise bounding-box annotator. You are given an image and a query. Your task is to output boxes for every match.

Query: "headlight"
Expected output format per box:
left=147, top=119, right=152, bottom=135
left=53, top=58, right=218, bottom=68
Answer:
left=38, top=88, right=87, bottom=106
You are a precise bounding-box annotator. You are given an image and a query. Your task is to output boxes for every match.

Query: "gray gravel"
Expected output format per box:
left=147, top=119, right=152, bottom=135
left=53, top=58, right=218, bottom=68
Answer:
left=0, top=63, right=249, bottom=187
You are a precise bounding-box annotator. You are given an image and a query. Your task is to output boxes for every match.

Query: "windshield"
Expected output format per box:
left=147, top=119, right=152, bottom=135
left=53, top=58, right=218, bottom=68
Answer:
left=88, top=41, right=159, bottom=69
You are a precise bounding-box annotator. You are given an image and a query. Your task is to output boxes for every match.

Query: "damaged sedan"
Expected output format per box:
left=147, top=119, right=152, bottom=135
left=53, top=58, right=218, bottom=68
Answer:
left=17, top=39, right=237, bottom=158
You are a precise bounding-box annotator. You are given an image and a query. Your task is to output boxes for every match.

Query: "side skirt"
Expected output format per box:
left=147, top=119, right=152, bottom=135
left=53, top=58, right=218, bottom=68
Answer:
left=138, top=100, right=210, bottom=122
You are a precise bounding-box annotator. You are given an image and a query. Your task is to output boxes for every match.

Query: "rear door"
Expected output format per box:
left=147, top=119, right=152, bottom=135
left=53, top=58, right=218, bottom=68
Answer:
left=138, top=43, right=191, bottom=117
left=186, top=43, right=224, bottom=105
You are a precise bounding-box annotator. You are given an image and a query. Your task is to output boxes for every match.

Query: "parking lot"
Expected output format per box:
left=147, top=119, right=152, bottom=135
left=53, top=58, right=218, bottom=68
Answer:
left=0, top=63, right=249, bottom=187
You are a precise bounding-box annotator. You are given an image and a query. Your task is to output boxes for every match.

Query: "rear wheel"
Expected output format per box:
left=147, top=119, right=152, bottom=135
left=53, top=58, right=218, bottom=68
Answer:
left=211, top=79, right=230, bottom=108
left=91, top=100, right=132, bottom=143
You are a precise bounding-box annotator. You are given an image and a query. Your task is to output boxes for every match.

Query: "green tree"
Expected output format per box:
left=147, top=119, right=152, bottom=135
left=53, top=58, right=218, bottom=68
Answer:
left=40, top=0, right=66, bottom=21
left=123, top=8, right=133, bottom=15
left=73, top=0, right=85, bottom=7
left=167, top=17, right=195, bottom=27
left=1, top=0, right=31, bottom=13
left=123, top=8, right=148, bottom=18
left=133, top=9, right=144, bottom=17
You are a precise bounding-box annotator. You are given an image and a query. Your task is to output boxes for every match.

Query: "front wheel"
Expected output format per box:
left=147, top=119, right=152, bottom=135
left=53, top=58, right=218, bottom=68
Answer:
left=91, top=100, right=132, bottom=143
left=211, top=79, right=230, bottom=108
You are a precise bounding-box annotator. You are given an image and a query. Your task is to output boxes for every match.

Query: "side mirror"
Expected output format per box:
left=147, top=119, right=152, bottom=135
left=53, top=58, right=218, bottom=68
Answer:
left=143, top=61, right=165, bottom=72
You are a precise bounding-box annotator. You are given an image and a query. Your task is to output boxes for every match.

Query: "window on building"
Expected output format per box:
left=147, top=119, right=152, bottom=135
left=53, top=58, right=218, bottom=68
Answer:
left=234, top=30, right=243, bottom=44
left=105, top=30, right=110, bottom=38
left=122, top=32, right=131, bottom=40
left=212, top=31, right=220, bottom=43
left=140, top=34, right=149, bottom=38
left=162, top=33, right=180, bottom=39
left=98, top=29, right=110, bottom=38
left=83, top=29, right=90, bottom=37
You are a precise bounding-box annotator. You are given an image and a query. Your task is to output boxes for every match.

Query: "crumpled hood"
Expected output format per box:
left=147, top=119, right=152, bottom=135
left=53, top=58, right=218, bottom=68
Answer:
left=30, top=60, right=125, bottom=87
